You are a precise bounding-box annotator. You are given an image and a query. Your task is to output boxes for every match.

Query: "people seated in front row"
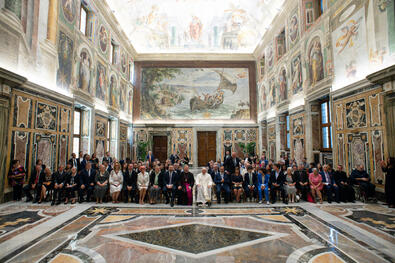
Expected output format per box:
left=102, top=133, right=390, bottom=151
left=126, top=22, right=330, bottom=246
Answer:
left=214, top=166, right=231, bottom=204
left=350, top=164, right=376, bottom=200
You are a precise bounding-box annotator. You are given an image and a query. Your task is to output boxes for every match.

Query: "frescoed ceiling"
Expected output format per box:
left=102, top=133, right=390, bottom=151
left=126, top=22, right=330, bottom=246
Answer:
left=106, top=0, right=285, bottom=54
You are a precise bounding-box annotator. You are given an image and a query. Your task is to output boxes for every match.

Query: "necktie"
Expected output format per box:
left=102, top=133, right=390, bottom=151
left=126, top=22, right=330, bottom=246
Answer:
left=326, top=173, right=330, bottom=184
left=169, top=172, right=172, bottom=185
left=74, top=159, right=76, bottom=168
left=250, top=173, right=252, bottom=184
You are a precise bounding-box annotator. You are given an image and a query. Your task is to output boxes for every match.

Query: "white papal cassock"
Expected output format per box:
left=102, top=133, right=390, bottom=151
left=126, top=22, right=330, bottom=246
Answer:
left=196, top=172, right=213, bottom=203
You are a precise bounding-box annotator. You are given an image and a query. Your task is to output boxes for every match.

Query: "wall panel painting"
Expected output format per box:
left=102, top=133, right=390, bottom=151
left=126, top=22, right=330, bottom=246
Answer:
left=288, top=8, right=300, bottom=50
left=372, top=130, right=384, bottom=185
left=308, top=36, right=324, bottom=86
left=13, top=95, right=32, bottom=129
left=56, top=31, right=74, bottom=90
left=291, top=54, right=303, bottom=95
left=35, top=103, right=57, bottom=131
left=347, top=132, right=369, bottom=173
left=109, top=74, right=119, bottom=108
left=59, top=108, right=71, bottom=133
left=33, top=133, right=57, bottom=171
left=140, top=67, right=250, bottom=120
left=95, top=140, right=105, bottom=163
left=96, top=61, right=107, bottom=101
left=11, top=131, right=30, bottom=172
left=59, top=135, right=69, bottom=167
left=78, top=48, right=93, bottom=93
left=332, top=5, right=368, bottom=88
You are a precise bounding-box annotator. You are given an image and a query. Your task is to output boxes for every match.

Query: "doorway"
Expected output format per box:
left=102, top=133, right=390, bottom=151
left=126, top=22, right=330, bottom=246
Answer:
left=153, top=136, right=168, bottom=163
left=197, top=131, right=217, bottom=167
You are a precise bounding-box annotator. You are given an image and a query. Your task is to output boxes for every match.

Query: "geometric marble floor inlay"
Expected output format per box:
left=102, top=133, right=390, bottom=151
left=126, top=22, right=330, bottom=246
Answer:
left=119, top=223, right=271, bottom=254
left=0, top=202, right=394, bottom=263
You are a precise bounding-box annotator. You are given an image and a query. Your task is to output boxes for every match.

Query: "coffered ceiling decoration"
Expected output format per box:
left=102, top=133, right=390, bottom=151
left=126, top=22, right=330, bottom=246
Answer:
left=106, top=0, right=285, bottom=54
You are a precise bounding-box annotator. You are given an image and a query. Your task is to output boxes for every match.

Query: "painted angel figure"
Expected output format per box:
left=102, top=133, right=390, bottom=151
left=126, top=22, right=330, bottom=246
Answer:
left=336, top=18, right=362, bottom=54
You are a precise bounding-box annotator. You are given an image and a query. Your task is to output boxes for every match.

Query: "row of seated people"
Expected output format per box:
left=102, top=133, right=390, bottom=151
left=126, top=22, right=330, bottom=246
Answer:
left=9, top=156, right=377, bottom=206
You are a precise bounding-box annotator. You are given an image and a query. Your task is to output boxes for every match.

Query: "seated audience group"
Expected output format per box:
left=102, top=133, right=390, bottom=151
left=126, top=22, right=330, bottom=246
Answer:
left=8, top=150, right=393, bottom=207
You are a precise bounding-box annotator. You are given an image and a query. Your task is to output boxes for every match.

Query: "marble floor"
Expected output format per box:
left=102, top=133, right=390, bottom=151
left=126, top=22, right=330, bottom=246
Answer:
left=0, top=201, right=393, bottom=263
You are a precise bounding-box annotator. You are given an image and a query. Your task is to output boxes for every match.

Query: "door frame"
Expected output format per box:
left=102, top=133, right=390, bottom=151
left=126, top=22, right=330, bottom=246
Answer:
left=197, top=131, right=218, bottom=167
left=152, top=135, right=168, bottom=163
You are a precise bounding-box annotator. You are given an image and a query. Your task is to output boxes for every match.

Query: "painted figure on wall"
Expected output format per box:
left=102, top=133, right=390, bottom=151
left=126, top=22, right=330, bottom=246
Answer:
left=289, top=13, right=299, bottom=43
left=56, top=32, right=74, bottom=90
left=259, top=84, right=267, bottom=112
left=278, top=68, right=288, bottom=102
left=308, top=37, right=324, bottom=86
left=266, top=44, right=274, bottom=69
left=99, top=25, right=108, bottom=53
left=109, top=75, right=118, bottom=107
left=128, top=90, right=133, bottom=115
left=96, top=62, right=107, bottom=101
left=189, top=16, right=203, bottom=41
left=121, top=51, right=128, bottom=74
left=269, top=78, right=276, bottom=107
left=120, top=83, right=126, bottom=112
left=335, top=18, right=362, bottom=54
left=61, top=0, right=75, bottom=23
left=78, top=49, right=92, bottom=93
left=291, top=55, right=303, bottom=94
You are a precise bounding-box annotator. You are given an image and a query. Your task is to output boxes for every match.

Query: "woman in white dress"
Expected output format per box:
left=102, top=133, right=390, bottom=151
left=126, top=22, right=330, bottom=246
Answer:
left=137, top=166, right=150, bottom=205
left=109, top=162, right=123, bottom=203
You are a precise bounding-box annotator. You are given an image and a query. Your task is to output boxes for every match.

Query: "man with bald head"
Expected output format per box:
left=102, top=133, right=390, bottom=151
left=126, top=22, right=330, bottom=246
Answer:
left=196, top=167, right=213, bottom=207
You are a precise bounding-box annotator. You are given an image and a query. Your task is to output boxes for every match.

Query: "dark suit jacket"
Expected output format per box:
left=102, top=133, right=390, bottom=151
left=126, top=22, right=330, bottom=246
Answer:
left=333, top=170, right=348, bottom=185
left=53, top=171, right=67, bottom=185
left=163, top=171, right=179, bottom=186
left=214, top=172, right=231, bottom=186
left=80, top=169, right=96, bottom=186
left=224, top=157, right=241, bottom=174
left=269, top=170, right=285, bottom=188
left=149, top=170, right=163, bottom=188
left=124, top=169, right=137, bottom=188
left=243, top=172, right=258, bottom=187
left=29, top=169, right=43, bottom=185
left=65, top=173, right=79, bottom=187
left=68, top=158, right=80, bottom=169
left=320, top=171, right=334, bottom=185
left=179, top=172, right=194, bottom=188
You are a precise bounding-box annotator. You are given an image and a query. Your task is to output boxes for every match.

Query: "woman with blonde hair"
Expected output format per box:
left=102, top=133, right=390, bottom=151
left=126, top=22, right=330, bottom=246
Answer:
left=109, top=162, right=123, bottom=203
left=309, top=168, right=323, bottom=203
left=137, top=166, right=149, bottom=205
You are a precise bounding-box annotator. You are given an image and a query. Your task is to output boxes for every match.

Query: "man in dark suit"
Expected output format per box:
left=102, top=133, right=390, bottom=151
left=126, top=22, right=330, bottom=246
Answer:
left=24, top=164, right=43, bottom=203
left=68, top=153, right=80, bottom=170
left=244, top=166, right=257, bottom=201
left=149, top=165, right=164, bottom=204
left=79, top=162, right=96, bottom=203
left=52, top=164, right=67, bottom=205
left=214, top=166, right=231, bottom=203
left=123, top=163, right=137, bottom=203
left=320, top=164, right=339, bottom=203
left=333, top=164, right=355, bottom=202
left=163, top=165, right=178, bottom=207
left=350, top=164, right=376, bottom=199
left=295, top=164, right=309, bottom=201
left=269, top=163, right=286, bottom=204
left=224, top=152, right=241, bottom=175
left=103, top=151, right=113, bottom=168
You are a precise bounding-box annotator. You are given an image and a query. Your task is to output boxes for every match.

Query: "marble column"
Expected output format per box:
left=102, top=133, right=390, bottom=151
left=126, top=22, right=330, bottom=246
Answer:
left=46, top=0, right=58, bottom=44
left=0, top=96, right=9, bottom=203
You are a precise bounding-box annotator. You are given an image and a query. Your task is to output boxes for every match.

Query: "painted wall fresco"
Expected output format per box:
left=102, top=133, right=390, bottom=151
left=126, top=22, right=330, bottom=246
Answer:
left=332, top=4, right=368, bottom=89
left=290, top=54, right=303, bottom=95
left=140, top=68, right=250, bottom=120
left=220, top=128, right=258, bottom=161
left=109, top=74, right=119, bottom=108
left=333, top=87, right=387, bottom=187
left=94, top=115, right=108, bottom=163
left=278, top=67, right=288, bottom=102
left=288, top=7, right=300, bottom=50
left=96, top=61, right=107, bottom=101
left=106, top=0, right=284, bottom=53
left=77, top=48, right=93, bottom=93
left=171, top=128, right=193, bottom=163
left=56, top=31, right=74, bottom=90
left=307, top=36, right=324, bottom=86
left=290, top=113, right=306, bottom=166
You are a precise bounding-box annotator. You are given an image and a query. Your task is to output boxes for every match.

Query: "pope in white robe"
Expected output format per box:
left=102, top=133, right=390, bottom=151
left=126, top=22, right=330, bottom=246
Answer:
left=196, top=168, right=213, bottom=205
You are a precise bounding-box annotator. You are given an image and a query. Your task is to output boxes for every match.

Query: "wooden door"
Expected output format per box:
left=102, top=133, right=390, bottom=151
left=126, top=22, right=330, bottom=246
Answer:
left=153, top=136, right=168, bottom=163
left=198, top=131, right=217, bottom=167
